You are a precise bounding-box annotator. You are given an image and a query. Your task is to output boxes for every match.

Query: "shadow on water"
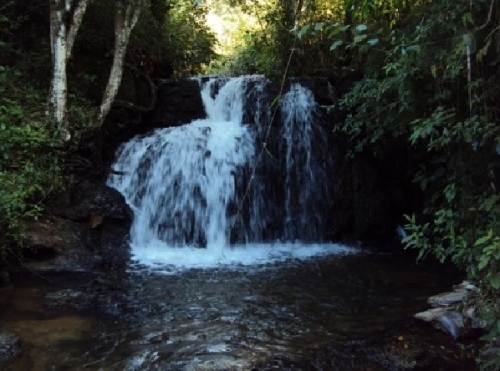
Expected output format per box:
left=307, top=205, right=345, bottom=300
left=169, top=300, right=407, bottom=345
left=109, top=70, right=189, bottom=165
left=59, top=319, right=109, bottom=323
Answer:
left=0, top=247, right=477, bottom=370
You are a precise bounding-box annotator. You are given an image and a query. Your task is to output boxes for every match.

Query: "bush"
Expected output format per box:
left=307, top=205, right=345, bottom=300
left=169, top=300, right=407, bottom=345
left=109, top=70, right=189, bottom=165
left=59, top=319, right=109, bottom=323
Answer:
left=0, top=66, right=63, bottom=258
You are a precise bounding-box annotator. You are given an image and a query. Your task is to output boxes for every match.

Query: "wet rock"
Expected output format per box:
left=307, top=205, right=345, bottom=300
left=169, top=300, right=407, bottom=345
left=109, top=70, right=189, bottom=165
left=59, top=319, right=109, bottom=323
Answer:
left=0, top=332, right=22, bottom=363
left=428, top=288, right=469, bottom=307
left=21, top=215, right=97, bottom=272
left=415, top=281, right=482, bottom=340
left=51, top=180, right=132, bottom=225
left=17, top=179, right=133, bottom=274
left=44, top=289, right=97, bottom=311
left=153, top=78, right=205, bottom=128
left=415, top=306, right=450, bottom=322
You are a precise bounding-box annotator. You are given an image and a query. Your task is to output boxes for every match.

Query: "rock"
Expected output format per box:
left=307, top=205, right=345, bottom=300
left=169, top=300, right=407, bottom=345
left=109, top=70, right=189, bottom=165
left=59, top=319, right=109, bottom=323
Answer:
left=416, top=282, right=484, bottom=340
left=435, top=311, right=465, bottom=340
left=415, top=307, right=450, bottom=322
left=0, top=332, right=22, bottom=363
left=44, top=289, right=97, bottom=311
left=428, top=288, right=469, bottom=307
left=51, top=180, right=133, bottom=225
left=153, top=78, right=206, bottom=128
left=21, top=215, right=97, bottom=272
left=454, top=280, right=477, bottom=291
left=464, top=306, right=488, bottom=330
left=17, top=179, right=133, bottom=274
left=415, top=307, right=467, bottom=339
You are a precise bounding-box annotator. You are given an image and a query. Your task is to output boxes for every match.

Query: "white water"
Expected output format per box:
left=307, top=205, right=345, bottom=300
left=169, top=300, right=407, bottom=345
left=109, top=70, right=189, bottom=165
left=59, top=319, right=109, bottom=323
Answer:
left=281, top=83, right=323, bottom=241
left=108, top=76, right=357, bottom=271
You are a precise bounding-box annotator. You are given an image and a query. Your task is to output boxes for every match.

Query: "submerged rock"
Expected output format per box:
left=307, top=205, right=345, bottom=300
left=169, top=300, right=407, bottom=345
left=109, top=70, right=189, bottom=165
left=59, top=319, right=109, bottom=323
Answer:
left=0, top=332, right=22, bottom=363
left=44, top=289, right=97, bottom=312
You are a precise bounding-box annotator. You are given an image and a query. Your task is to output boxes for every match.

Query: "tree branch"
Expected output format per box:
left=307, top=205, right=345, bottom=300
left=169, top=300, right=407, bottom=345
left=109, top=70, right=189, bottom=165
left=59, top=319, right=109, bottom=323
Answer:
left=476, top=0, right=496, bottom=31
left=66, top=0, right=90, bottom=59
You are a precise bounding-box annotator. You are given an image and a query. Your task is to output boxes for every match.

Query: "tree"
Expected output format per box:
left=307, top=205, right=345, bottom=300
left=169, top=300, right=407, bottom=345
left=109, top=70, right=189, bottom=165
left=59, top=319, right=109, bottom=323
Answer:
left=49, top=0, right=144, bottom=139
left=97, top=0, right=144, bottom=126
left=49, top=0, right=90, bottom=140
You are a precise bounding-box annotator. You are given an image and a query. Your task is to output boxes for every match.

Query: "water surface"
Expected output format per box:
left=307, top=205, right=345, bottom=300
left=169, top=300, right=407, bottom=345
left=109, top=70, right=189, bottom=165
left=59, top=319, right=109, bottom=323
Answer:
left=0, top=248, right=459, bottom=370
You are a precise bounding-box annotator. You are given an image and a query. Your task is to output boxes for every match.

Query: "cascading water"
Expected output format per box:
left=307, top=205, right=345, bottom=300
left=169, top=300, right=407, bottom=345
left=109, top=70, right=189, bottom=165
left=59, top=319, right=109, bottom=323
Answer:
left=280, top=83, right=331, bottom=241
left=108, top=76, right=352, bottom=271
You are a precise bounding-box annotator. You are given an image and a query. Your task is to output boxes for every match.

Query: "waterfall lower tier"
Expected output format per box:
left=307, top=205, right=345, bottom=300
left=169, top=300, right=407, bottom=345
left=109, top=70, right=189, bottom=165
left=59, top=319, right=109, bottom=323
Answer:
left=108, top=119, right=253, bottom=249
left=108, top=76, right=343, bottom=270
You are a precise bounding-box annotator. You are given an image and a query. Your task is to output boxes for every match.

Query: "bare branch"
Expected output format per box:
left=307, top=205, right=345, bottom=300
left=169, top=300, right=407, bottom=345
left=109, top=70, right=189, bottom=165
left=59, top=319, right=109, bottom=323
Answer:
left=476, top=0, right=496, bottom=31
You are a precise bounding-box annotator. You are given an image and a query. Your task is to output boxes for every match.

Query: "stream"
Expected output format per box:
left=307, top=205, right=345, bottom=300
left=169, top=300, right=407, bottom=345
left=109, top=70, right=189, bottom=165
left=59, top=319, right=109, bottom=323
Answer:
left=0, top=248, right=463, bottom=370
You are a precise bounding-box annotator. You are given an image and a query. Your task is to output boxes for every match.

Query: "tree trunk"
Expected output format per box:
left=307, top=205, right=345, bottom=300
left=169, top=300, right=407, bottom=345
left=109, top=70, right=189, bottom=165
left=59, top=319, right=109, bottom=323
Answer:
left=49, top=0, right=90, bottom=141
left=97, top=0, right=143, bottom=127
left=50, top=1, right=68, bottom=138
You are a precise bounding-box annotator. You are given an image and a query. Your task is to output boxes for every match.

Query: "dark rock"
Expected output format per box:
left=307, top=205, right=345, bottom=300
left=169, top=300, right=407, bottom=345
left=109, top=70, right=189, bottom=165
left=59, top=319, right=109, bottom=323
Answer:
left=44, top=289, right=97, bottom=311
left=50, top=180, right=133, bottom=225
left=152, top=78, right=206, bottom=128
left=0, top=332, right=22, bottom=363
left=98, top=78, right=205, bottom=165
left=21, top=215, right=97, bottom=272
left=98, top=223, right=131, bottom=269
left=17, top=179, right=133, bottom=274
left=21, top=184, right=131, bottom=273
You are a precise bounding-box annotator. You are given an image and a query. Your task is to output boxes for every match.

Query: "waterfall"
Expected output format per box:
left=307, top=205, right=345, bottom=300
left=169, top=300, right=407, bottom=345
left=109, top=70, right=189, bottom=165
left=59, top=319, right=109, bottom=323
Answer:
left=108, top=76, right=352, bottom=270
left=281, top=83, right=330, bottom=242
left=108, top=77, right=255, bottom=251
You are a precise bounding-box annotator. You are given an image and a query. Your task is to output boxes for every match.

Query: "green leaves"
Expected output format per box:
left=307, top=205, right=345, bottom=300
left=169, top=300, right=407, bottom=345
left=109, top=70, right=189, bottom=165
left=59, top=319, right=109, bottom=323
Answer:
left=355, top=24, right=367, bottom=32
left=474, top=230, right=500, bottom=290
left=336, top=2, right=500, bottom=365
left=0, top=66, right=63, bottom=254
left=329, top=40, right=343, bottom=51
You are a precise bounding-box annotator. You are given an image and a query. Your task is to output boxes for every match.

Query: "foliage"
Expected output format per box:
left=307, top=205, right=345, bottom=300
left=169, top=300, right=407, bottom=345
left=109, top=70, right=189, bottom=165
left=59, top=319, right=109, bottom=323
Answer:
left=0, top=66, right=63, bottom=257
left=157, top=0, right=217, bottom=75
left=207, top=0, right=421, bottom=77
left=75, top=0, right=216, bottom=78
left=311, top=0, right=500, bottom=366
left=205, top=0, right=279, bottom=76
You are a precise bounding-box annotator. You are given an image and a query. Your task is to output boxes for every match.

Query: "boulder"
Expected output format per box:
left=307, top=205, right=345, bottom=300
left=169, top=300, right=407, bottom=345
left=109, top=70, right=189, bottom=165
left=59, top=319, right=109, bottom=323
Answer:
left=415, top=281, right=482, bottom=340
left=50, top=180, right=133, bottom=225
left=21, top=215, right=97, bottom=272
left=428, top=288, right=469, bottom=307
left=19, top=180, right=133, bottom=273
left=0, top=332, right=22, bottom=363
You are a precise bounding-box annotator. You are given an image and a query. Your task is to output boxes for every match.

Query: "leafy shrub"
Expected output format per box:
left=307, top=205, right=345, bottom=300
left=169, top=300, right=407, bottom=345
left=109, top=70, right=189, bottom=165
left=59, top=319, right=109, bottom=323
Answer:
left=326, top=0, right=500, bottom=367
left=0, top=66, right=63, bottom=258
